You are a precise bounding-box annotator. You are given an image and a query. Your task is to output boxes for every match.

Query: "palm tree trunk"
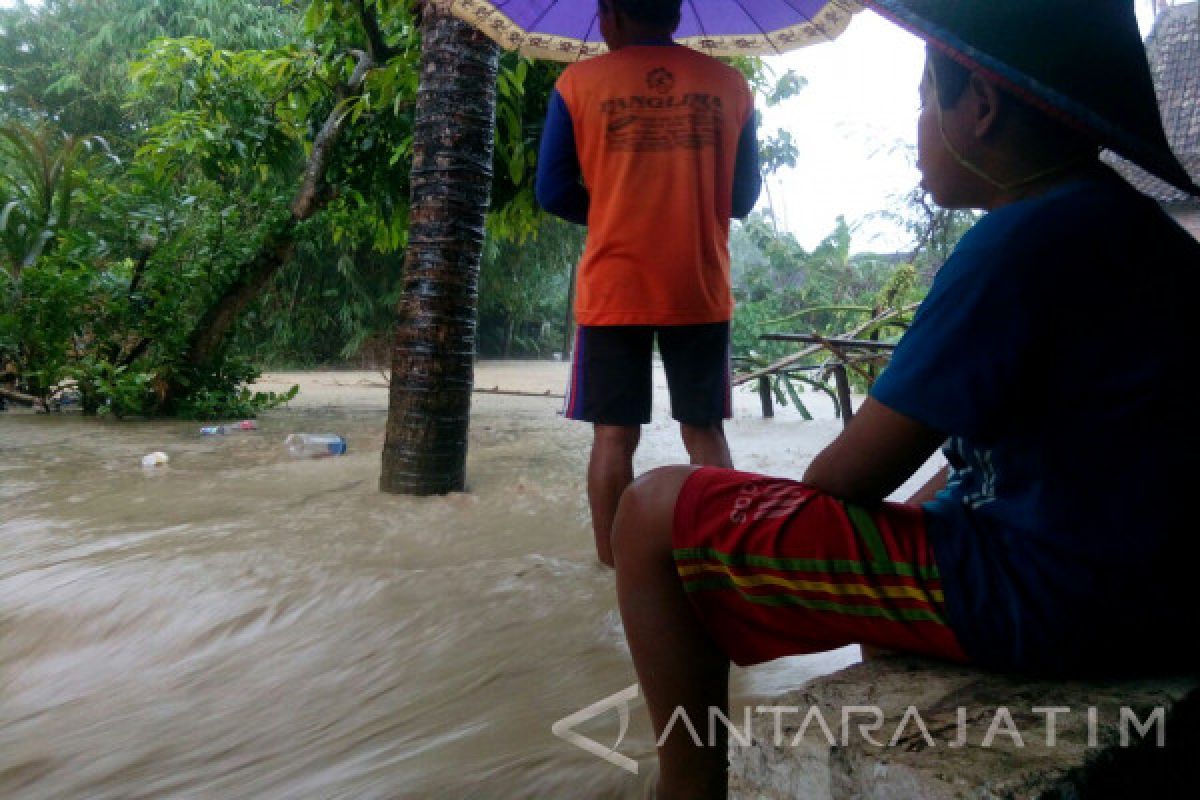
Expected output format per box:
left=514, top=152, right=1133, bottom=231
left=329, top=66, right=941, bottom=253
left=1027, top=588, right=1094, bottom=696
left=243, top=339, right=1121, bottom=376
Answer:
left=380, top=4, right=498, bottom=495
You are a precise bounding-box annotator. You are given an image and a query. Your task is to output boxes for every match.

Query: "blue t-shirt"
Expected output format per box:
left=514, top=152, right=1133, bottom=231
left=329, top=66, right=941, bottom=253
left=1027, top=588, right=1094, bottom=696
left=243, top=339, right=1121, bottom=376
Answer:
left=871, top=170, right=1200, bottom=673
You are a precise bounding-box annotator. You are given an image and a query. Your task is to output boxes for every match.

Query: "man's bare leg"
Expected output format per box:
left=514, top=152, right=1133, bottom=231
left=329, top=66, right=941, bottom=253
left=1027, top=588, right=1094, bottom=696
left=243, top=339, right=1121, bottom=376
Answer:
left=680, top=421, right=733, bottom=469
left=613, top=466, right=730, bottom=800
left=588, top=424, right=641, bottom=567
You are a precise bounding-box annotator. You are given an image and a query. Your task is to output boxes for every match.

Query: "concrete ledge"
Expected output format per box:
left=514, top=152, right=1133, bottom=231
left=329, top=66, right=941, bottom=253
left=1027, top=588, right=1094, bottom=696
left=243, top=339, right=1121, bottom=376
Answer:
left=730, top=656, right=1200, bottom=799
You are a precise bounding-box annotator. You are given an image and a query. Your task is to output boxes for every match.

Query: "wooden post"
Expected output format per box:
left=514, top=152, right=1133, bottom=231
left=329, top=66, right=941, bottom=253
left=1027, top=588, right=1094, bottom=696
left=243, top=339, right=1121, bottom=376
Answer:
left=758, top=375, right=774, bottom=418
left=832, top=363, right=853, bottom=428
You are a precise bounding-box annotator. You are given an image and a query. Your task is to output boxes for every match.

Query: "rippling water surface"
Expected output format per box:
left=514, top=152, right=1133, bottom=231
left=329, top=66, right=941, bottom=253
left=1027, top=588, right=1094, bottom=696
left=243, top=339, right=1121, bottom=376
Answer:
left=0, top=380, right=857, bottom=799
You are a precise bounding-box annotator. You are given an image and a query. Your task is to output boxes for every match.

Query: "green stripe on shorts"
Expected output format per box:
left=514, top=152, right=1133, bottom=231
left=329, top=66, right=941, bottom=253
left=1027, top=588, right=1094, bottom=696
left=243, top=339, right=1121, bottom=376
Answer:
left=841, top=501, right=891, bottom=569
left=680, top=576, right=945, bottom=623
left=673, top=547, right=940, bottom=581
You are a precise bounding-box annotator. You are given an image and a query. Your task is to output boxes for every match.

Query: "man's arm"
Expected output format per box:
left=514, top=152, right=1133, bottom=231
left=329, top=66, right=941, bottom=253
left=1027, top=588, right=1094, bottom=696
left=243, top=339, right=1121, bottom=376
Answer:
left=535, top=90, right=589, bottom=225
left=732, top=111, right=762, bottom=219
left=803, top=397, right=945, bottom=505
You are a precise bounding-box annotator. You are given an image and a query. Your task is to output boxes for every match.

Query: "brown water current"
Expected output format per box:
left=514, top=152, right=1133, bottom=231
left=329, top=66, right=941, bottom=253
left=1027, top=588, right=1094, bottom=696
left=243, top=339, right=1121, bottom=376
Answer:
left=0, top=368, right=868, bottom=799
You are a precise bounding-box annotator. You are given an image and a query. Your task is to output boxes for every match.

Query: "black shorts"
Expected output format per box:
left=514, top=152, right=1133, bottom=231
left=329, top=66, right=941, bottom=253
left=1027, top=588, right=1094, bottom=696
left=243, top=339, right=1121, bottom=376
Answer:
left=563, top=322, right=732, bottom=426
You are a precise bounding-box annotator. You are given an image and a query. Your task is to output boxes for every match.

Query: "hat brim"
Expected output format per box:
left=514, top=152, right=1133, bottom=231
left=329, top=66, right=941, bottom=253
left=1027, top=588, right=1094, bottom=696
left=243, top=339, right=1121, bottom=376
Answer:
left=863, top=0, right=1200, bottom=199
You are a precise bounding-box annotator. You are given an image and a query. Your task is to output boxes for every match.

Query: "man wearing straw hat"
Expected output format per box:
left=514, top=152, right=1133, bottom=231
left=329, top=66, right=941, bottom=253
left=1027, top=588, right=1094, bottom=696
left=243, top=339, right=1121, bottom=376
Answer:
left=537, top=0, right=762, bottom=568
left=610, top=1, right=1200, bottom=795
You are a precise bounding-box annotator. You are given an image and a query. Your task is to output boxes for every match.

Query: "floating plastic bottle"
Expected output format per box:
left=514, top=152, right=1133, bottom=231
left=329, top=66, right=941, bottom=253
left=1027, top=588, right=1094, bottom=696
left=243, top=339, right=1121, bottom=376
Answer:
left=284, top=433, right=347, bottom=458
left=200, top=420, right=259, bottom=435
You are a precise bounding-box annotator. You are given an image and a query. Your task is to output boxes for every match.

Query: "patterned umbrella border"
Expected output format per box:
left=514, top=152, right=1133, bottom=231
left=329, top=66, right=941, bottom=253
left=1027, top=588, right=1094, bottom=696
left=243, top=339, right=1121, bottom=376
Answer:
left=439, top=0, right=863, bottom=62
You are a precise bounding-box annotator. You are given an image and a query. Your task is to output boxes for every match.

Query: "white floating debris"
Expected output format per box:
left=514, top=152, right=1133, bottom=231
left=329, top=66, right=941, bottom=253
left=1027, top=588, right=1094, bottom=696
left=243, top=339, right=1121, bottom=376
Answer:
left=141, top=451, right=170, bottom=468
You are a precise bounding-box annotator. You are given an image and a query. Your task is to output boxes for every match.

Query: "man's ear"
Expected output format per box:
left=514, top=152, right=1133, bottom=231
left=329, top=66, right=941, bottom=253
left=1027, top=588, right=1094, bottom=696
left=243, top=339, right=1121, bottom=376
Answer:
left=967, top=73, right=1003, bottom=139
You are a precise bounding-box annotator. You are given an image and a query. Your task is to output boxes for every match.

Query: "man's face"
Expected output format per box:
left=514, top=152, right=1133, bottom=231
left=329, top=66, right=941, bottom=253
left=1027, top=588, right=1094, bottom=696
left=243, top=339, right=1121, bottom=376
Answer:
left=915, top=56, right=978, bottom=209
left=915, top=62, right=944, bottom=195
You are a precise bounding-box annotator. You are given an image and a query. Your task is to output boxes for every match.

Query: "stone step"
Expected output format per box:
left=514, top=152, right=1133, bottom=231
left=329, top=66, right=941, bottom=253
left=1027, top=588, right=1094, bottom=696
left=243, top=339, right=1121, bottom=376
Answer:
left=730, top=656, right=1199, bottom=799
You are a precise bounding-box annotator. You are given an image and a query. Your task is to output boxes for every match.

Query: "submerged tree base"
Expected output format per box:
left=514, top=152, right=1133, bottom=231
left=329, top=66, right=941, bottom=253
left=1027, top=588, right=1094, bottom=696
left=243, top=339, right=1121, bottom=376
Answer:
left=381, top=4, right=498, bottom=496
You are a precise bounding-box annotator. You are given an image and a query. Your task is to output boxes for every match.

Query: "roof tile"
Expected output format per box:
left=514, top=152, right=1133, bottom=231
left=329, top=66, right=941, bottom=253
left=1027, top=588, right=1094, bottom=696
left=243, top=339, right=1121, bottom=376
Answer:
left=1111, top=2, right=1200, bottom=207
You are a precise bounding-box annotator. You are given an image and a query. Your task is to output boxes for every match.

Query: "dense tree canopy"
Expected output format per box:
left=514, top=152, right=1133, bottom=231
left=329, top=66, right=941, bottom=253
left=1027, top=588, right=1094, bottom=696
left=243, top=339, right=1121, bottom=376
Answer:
left=0, top=0, right=296, bottom=142
left=0, top=0, right=571, bottom=414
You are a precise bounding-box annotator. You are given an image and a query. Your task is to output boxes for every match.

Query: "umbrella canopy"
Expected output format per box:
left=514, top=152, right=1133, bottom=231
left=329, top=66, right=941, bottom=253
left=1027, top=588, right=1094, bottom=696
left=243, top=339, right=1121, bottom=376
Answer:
left=444, top=0, right=863, bottom=61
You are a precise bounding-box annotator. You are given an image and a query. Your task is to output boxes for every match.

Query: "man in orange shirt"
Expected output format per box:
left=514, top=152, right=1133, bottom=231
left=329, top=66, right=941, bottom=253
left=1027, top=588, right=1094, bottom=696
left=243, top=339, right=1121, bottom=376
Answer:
left=537, top=0, right=761, bottom=566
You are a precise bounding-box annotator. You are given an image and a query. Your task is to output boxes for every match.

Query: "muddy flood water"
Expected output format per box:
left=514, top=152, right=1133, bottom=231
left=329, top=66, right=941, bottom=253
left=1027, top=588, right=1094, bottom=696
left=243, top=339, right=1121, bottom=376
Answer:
left=0, top=364, right=894, bottom=799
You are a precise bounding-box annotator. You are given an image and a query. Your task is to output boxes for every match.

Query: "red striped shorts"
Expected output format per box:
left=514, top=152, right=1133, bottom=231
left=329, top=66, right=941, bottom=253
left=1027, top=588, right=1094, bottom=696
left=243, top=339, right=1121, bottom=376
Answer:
left=672, top=468, right=968, bottom=667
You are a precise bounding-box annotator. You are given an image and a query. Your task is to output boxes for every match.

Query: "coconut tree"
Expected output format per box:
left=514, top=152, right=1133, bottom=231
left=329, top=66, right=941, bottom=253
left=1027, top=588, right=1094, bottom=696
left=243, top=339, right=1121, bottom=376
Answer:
left=380, top=3, right=498, bottom=495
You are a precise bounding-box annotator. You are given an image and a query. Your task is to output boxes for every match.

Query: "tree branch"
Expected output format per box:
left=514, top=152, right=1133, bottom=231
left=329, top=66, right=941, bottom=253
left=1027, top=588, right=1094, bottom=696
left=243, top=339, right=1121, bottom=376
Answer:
left=160, top=48, right=377, bottom=409
left=291, top=49, right=373, bottom=219
left=119, top=336, right=152, bottom=368
left=354, top=0, right=399, bottom=63
left=128, top=239, right=154, bottom=296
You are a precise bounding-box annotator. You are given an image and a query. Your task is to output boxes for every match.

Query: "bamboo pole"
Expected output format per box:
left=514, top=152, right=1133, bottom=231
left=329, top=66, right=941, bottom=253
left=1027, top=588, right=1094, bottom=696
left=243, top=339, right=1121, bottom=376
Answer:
left=473, top=387, right=564, bottom=399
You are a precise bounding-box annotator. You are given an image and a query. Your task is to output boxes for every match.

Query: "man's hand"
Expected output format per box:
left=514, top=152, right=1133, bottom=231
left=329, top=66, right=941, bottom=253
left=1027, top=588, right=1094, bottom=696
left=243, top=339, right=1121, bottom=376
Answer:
left=802, top=397, right=945, bottom=505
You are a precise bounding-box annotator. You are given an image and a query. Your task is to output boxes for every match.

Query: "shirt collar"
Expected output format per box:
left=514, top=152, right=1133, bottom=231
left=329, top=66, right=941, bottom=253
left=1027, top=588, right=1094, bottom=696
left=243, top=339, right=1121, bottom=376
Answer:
left=630, top=35, right=677, bottom=46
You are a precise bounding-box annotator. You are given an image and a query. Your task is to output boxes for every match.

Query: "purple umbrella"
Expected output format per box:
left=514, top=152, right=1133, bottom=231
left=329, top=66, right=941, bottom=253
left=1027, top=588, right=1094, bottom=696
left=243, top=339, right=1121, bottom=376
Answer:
left=445, top=0, right=863, bottom=61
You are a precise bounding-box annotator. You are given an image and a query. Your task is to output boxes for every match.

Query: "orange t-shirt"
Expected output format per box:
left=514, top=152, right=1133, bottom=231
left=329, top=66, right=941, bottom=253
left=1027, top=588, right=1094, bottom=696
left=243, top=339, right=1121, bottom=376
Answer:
left=556, top=46, right=754, bottom=326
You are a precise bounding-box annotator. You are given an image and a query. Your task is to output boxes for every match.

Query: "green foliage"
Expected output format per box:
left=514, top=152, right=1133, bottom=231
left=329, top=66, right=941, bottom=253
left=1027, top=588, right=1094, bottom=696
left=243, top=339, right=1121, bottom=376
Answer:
left=0, top=256, right=91, bottom=397
left=0, top=0, right=583, bottom=406
left=0, top=123, right=111, bottom=275
left=758, top=128, right=798, bottom=174
left=727, top=58, right=806, bottom=107
left=296, top=1, right=425, bottom=253
left=876, top=262, right=920, bottom=311
left=477, top=216, right=583, bottom=357
left=174, top=383, right=299, bottom=420
left=725, top=57, right=804, bottom=176
left=732, top=213, right=910, bottom=360
left=241, top=218, right=408, bottom=366
left=164, top=362, right=299, bottom=420
left=0, top=0, right=298, bottom=145
left=729, top=199, right=969, bottom=406
left=129, top=37, right=315, bottom=185
left=0, top=0, right=309, bottom=414
left=69, top=358, right=156, bottom=418
left=489, top=53, right=566, bottom=241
